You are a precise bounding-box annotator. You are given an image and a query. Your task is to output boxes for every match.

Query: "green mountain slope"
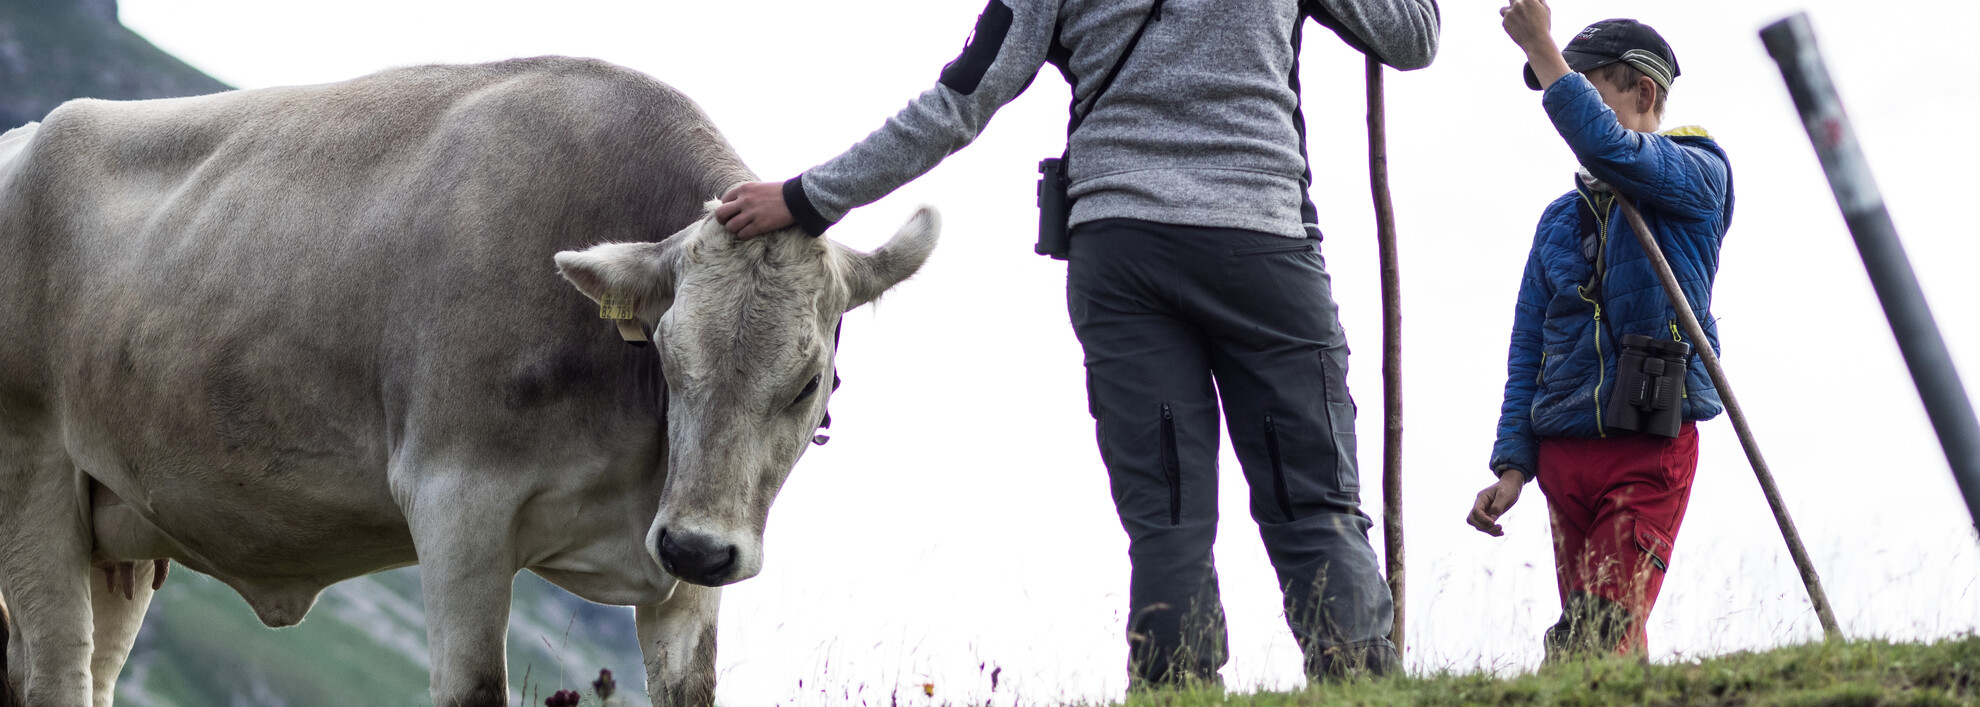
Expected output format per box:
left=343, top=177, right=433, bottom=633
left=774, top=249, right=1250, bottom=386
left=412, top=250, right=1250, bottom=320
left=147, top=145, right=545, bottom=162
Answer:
left=115, top=568, right=651, bottom=706
left=0, top=0, right=231, bottom=128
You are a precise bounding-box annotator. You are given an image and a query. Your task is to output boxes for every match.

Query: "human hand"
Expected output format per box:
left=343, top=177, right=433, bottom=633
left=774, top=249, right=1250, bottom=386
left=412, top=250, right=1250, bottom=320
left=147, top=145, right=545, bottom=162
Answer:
left=715, top=181, right=795, bottom=240
left=1502, top=0, right=1569, bottom=90
left=1499, top=0, right=1553, bottom=52
left=1467, top=468, right=1527, bottom=537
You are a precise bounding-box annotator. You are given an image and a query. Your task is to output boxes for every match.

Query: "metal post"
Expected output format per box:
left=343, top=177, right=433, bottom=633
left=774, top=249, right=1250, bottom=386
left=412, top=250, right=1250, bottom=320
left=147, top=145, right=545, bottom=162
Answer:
left=1761, top=13, right=1980, bottom=533
left=1366, top=55, right=1406, bottom=653
left=1614, top=193, right=1843, bottom=639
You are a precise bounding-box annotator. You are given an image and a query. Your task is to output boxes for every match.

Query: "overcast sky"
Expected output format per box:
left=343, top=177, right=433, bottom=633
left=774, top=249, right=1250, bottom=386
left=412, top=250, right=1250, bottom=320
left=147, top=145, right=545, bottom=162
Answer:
left=114, top=1, right=1980, bottom=704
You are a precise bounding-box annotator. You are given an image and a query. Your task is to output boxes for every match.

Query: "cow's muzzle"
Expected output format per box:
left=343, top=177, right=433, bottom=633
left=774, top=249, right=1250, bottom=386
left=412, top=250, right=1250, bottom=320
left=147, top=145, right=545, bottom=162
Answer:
left=655, top=528, right=741, bottom=586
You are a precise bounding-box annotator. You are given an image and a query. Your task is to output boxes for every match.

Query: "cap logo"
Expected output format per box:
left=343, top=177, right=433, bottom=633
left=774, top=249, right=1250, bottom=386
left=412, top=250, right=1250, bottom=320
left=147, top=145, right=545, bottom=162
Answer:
left=1579, top=26, right=1601, bottom=38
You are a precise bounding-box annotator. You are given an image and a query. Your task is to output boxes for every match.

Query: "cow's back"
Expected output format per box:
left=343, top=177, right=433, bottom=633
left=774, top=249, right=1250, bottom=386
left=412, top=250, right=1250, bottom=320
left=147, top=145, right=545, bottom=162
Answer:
left=0, top=58, right=746, bottom=587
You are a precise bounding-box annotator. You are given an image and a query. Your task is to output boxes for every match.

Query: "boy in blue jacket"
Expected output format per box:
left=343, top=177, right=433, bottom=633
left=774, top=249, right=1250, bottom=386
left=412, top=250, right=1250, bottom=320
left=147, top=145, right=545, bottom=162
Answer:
left=1467, top=0, right=1733, bottom=660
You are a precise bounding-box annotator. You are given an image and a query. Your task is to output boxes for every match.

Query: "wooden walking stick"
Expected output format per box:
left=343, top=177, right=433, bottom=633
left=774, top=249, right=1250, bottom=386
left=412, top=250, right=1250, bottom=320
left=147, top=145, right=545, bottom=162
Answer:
left=1365, top=55, right=1407, bottom=653
left=1612, top=193, right=1843, bottom=638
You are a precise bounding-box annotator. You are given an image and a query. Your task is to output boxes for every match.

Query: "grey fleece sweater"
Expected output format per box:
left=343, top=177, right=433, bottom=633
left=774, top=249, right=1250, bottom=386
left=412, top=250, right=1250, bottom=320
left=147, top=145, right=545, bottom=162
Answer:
left=785, top=0, right=1440, bottom=239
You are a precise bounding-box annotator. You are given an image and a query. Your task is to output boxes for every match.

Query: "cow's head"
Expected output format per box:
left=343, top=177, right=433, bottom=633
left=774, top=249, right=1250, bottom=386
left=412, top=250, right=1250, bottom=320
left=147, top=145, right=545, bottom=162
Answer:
left=554, top=204, right=937, bottom=586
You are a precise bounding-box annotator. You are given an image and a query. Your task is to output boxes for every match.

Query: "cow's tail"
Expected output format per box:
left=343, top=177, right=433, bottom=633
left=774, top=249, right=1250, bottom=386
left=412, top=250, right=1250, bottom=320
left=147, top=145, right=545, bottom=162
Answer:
left=0, top=591, right=18, bottom=707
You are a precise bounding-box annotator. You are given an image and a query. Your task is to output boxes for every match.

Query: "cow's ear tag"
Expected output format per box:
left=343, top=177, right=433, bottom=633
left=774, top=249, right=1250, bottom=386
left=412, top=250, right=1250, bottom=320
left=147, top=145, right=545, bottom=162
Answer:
left=599, top=292, right=636, bottom=320
left=599, top=292, right=649, bottom=347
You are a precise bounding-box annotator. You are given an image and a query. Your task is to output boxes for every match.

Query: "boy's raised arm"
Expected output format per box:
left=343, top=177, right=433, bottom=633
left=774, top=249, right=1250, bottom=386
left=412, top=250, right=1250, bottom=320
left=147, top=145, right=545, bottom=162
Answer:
left=1498, top=0, right=1726, bottom=223
left=1542, top=76, right=1729, bottom=223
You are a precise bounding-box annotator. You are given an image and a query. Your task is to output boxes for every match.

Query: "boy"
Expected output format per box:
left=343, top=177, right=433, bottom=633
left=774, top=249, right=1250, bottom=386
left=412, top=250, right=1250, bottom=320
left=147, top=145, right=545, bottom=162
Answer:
left=1467, top=0, right=1733, bottom=661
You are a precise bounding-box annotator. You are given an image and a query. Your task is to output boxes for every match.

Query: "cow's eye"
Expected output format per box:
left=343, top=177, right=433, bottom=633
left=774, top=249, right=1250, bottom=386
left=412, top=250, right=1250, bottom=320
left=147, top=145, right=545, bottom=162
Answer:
left=792, top=374, right=822, bottom=406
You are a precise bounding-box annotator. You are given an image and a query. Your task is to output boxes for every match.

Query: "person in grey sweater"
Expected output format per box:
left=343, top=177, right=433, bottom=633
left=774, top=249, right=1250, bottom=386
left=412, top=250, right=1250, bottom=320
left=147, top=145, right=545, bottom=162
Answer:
left=717, top=0, right=1438, bottom=687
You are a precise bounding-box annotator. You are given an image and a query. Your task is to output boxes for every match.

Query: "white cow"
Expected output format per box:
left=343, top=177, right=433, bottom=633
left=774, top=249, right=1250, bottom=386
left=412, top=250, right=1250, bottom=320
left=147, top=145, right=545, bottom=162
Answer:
left=0, top=57, right=937, bottom=706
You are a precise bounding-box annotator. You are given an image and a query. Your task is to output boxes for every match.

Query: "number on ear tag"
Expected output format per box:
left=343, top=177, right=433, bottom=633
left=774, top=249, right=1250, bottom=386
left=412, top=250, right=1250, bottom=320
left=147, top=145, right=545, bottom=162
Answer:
left=599, top=292, right=636, bottom=320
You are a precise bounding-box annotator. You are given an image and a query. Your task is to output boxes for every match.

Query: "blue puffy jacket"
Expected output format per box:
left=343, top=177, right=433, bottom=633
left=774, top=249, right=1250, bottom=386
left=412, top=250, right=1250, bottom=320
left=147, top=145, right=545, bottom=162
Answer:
left=1489, top=72, right=1735, bottom=480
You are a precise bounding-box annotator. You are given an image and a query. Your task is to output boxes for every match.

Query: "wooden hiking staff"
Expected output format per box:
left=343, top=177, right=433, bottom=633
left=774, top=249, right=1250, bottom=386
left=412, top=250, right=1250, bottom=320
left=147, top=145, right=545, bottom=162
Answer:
left=1612, top=193, right=1843, bottom=638
left=1365, top=55, right=1407, bottom=653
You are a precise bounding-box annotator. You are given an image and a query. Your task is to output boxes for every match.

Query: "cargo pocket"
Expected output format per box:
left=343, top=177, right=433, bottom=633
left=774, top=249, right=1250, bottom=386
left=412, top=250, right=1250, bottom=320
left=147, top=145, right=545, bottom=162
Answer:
left=1318, top=350, right=1359, bottom=494
left=1634, top=522, right=1672, bottom=573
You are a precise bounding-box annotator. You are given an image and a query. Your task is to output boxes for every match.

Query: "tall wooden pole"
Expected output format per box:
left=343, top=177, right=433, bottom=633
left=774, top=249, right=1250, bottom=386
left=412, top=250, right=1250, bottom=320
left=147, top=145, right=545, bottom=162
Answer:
left=1613, top=194, right=1843, bottom=638
left=1366, top=55, right=1406, bottom=653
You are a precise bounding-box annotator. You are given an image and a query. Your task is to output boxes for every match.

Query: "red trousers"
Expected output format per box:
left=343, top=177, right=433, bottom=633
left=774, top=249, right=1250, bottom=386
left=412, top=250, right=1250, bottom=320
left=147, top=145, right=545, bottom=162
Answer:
left=1536, top=423, right=1698, bottom=655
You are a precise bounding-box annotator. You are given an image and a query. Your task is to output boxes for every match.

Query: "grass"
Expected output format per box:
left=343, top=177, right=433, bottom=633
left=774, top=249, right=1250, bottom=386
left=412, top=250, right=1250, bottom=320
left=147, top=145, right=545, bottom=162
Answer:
left=1113, top=636, right=1980, bottom=706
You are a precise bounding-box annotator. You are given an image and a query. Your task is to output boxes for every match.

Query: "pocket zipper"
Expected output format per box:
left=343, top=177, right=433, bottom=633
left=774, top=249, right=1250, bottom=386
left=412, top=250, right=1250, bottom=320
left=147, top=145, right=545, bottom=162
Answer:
left=1160, top=403, right=1181, bottom=526
left=1231, top=242, right=1315, bottom=257
left=1575, top=189, right=1614, bottom=439
left=1669, top=320, right=1690, bottom=399
left=1263, top=415, right=1296, bottom=522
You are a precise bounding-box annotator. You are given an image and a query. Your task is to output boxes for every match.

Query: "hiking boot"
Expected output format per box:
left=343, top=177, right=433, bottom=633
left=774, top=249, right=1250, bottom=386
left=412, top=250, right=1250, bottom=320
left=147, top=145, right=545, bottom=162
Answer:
left=1306, top=639, right=1400, bottom=682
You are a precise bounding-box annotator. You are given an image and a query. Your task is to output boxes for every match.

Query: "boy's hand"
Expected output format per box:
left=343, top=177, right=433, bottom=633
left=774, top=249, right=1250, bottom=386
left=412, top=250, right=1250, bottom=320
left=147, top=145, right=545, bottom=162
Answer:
left=1499, top=0, right=1552, bottom=52
left=1502, top=0, right=1570, bottom=89
left=1468, top=468, right=1527, bottom=537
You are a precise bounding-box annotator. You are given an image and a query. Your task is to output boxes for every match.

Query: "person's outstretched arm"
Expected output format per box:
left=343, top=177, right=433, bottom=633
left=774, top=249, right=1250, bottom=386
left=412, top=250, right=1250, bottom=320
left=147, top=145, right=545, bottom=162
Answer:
left=1305, top=0, right=1441, bottom=70
left=1471, top=223, right=1552, bottom=536
left=718, top=0, right=1058, bottom=238
left=1503, top=0, right=1726, bottom=223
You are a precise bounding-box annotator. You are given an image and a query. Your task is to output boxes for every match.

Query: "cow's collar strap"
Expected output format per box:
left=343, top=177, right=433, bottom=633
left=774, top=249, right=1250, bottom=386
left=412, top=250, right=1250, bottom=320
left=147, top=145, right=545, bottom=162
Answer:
left=811, top=321, right=844, bottom=446
left=599, top=292, right=650, bottom=347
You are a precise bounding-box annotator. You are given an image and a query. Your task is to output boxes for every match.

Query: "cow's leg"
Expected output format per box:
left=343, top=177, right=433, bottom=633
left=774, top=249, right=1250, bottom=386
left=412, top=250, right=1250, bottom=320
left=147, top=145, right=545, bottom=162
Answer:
left=0, top=458, right=96, bottom=704
left=412, top=504, right=518, bottom=707
left=87, top=561, right=157, bottom=707
left=637, top=582, right=720, bottom=707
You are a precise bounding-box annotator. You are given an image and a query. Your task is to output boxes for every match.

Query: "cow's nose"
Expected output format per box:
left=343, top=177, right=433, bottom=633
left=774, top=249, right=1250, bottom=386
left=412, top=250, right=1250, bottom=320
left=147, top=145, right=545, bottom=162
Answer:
left=656, top=528, right=739, bottom=586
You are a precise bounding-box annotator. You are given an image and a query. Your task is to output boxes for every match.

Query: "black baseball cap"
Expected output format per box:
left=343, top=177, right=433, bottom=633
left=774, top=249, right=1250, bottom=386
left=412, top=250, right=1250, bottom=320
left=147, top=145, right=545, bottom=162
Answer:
left=1524, top=18, right=1680, bottom=91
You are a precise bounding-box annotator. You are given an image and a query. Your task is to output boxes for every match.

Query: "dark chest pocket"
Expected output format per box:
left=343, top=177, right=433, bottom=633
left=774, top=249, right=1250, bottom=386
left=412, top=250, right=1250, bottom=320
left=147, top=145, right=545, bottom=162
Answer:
left=1544, top=291, right=1595, bottom=319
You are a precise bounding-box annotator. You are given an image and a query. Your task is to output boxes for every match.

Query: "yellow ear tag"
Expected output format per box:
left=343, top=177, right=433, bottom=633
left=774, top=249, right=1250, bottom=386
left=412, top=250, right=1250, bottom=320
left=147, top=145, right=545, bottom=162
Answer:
left=598, top=292, right=636, bottom=320
left=598, top=292, right=648, bottom=346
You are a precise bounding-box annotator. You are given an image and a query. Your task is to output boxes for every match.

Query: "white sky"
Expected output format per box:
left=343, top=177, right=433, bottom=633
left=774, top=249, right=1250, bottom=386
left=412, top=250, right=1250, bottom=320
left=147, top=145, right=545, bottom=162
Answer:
left=115, top=1, right=1980, bottom=705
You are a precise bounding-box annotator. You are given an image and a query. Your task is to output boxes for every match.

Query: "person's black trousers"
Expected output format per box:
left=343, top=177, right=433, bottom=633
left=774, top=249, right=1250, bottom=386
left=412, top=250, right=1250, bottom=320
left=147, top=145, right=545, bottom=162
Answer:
left=1066, top=218, right=1398, bottom=684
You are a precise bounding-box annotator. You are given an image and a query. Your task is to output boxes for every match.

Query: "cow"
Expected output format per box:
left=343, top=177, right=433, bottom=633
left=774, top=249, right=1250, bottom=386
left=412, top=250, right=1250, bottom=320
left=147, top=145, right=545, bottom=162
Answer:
left=0, top=56, right=939, bottom=706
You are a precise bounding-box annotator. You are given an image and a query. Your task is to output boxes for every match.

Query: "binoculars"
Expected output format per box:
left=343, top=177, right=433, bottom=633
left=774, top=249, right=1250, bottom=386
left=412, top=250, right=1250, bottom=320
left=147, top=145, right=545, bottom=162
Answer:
left=1605, top=334, right=1692, bottom=438
left=1035, top=157, right=1072, bottom=260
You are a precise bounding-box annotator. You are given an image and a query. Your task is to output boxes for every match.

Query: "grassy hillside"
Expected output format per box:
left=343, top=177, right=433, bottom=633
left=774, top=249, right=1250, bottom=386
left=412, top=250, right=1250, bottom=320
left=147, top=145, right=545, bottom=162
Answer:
left=115, top=568, right=650, bottom=706
left=1114, top=636, right=1980, bottom=706
left=104, top=572, right=1979, bottom=706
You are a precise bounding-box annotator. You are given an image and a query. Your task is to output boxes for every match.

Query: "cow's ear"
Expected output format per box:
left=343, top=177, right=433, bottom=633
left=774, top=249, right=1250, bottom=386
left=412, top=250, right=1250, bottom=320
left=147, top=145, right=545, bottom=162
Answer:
left=838, top=207, right=940, bottom=310
left=554, top=240, right=681, bottom=321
